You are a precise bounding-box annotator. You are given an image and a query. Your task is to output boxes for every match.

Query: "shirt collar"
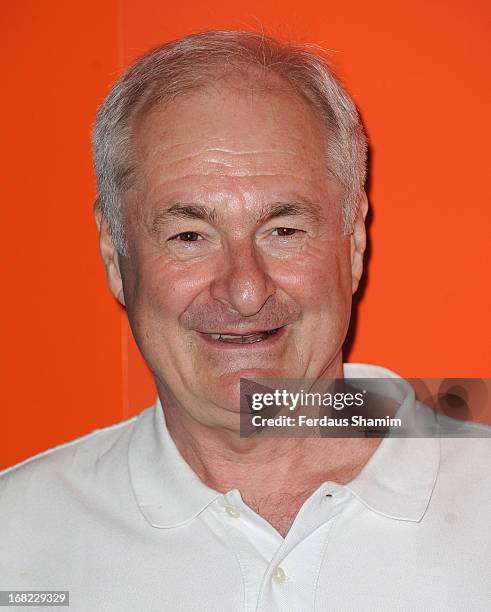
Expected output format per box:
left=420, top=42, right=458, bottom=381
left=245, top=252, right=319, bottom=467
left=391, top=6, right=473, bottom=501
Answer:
left=128, top=363, right=440, bottom=528
left=128, top=400, right=221, bottom=528
left=344, top=363, right=440, bottom=522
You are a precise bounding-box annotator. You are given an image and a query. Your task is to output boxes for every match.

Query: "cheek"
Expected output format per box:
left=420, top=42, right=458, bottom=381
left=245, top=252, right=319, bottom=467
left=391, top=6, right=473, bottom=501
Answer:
left=273, top=240, right=352, bottom=307
left=124, top=253, right=215, bottom=332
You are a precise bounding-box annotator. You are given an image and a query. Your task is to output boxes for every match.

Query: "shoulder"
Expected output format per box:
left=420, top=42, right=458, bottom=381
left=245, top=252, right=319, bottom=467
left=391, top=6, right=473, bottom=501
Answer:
left=438, top=415, right=491, bottom=467
left=0, top=406, right=156, bottom=585
left=432, top=415, right=491, bottom=511
left=0, top=411, right=144, bottom=503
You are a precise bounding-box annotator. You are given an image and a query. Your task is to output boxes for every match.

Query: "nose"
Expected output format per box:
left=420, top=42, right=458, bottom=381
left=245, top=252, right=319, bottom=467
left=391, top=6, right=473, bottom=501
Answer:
left=210, top=241, right=276, bottom=317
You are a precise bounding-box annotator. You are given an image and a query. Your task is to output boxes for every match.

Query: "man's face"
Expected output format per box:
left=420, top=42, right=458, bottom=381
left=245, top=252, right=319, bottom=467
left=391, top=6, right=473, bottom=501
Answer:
left=104, top=76, right=360, bottom=429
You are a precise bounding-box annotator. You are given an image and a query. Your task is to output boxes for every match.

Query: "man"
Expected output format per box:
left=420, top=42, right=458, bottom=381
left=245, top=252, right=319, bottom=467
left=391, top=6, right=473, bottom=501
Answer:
left=0, top=30, right=489, bottom=611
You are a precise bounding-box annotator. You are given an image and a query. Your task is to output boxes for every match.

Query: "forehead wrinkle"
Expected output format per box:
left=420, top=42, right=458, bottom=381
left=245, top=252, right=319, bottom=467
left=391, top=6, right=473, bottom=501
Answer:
left=138, top=118, right=322, bottom=170
left=149, top=142, right=302, bottom=157
left=142, top=171, right=329, bottom=213
left=145, top=173, right=325, bottom=191
left=199, top=147, right=302, bottom=157
left=140, top=144, right=318, bottom=185
left=143, top=148, right=310, bottom=175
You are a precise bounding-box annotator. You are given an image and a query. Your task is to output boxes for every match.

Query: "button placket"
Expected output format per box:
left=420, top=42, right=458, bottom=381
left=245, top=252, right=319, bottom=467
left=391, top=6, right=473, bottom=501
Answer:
left=272, top=566, right=287, bottom=583
left=225, top=505, right=241, bottom=518
left=211, top=493, right=285, bottom=612
left=256, top=484, right=353, bottom=611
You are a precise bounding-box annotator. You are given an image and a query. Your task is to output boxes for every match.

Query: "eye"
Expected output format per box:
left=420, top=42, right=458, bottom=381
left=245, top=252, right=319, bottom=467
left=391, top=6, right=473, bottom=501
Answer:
left=272, top=227, right=299, bottom=236
left=170, top=231, right=203, bottom=242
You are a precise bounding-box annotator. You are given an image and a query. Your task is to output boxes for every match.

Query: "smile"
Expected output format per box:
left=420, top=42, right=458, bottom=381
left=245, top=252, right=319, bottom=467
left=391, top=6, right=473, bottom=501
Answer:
left=203, top=328, right=280, bottom=344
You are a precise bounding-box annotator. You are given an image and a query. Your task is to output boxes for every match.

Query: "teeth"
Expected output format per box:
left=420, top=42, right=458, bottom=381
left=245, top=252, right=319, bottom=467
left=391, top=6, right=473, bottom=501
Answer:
left=207, top=328, right=279, bottom=343
left=223, top=333, right=264, bottom=343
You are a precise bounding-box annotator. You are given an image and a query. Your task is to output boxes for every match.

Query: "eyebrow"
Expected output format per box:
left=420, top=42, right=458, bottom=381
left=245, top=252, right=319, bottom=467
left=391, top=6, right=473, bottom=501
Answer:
left=256, top=201, right=325, bottom=224
left=151, top=200, right=325, bottom=232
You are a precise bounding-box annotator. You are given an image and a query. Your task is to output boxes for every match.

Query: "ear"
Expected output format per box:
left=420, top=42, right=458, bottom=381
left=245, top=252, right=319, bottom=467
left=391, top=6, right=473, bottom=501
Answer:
left=350, top=191, right=369, bottom=294
left=94, top=201, right=126, bottom=306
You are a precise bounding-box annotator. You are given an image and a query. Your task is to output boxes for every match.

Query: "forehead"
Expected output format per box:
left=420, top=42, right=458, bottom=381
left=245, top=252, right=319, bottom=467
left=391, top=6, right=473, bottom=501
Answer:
left=130, top=71, right=335, bottom=213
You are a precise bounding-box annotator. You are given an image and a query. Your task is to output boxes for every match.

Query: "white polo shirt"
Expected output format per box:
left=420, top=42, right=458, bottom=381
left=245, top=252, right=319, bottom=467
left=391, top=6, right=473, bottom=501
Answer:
left=1, top=364, right=490, bottom=611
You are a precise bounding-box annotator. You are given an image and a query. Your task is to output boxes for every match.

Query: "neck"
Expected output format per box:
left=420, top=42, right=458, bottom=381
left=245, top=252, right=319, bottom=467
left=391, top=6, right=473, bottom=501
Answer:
left=159, top=360, right=381, bottom=535
left=166, top=413, right=380, bottom=492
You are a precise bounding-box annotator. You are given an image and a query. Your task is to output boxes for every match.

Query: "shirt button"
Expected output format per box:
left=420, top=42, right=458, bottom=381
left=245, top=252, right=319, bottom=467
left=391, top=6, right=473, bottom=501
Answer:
left=272, top=566, right=287, bottom=583
left=225, top=505, right=240, bottom=518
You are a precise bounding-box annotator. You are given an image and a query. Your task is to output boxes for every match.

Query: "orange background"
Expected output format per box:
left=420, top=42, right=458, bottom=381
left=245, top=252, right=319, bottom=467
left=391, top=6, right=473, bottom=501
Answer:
left=1, top=0, right=490, bottom=469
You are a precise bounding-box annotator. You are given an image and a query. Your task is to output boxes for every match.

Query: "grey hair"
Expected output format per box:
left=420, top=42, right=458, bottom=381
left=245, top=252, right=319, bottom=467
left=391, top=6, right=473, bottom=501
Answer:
left=92, top=30, right=368, bottom=254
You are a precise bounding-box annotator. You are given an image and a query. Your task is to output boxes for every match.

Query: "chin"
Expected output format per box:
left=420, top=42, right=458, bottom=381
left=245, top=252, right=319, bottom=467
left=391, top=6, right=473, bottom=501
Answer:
left=219, top=364, right=297, bottom=386
left=200, top=366, right=289, bottom=414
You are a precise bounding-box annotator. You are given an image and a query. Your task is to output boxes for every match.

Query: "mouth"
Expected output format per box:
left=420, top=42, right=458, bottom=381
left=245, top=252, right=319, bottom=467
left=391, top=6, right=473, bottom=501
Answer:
left=202, top=327, right=282, bottom=344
